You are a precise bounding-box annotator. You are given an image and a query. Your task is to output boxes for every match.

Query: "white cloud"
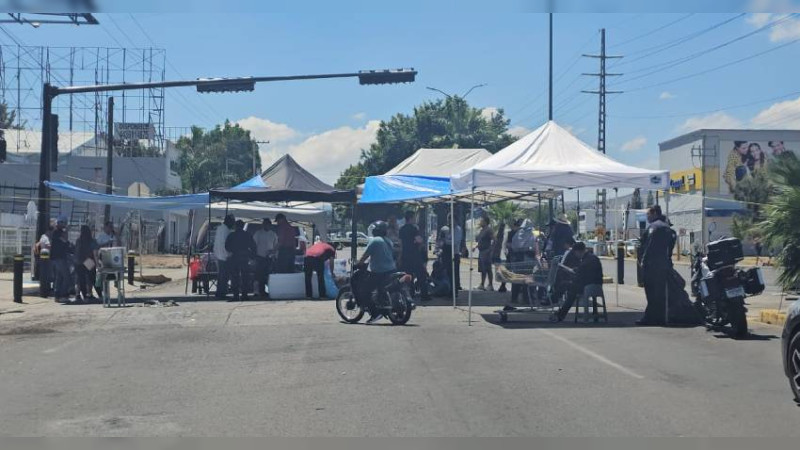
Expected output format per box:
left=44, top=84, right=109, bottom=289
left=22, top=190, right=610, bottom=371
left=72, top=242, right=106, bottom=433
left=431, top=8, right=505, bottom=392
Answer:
left=636, top=157, right=660, bottom=170
left=507, top=125, right=531, bottom=138
left=352, top=112, right=366, bottom=121
left=261, top=120, right=380, bottom=184
left=677, top=112, right=744, bottom=133
left=481, top=107, right=500, bottom=120
left=747, top=0, right=799, bottom=13
left=659, top=91, right=676, bottom=100
left=747, top=11, right=800, bottom=42
left=750, top=95, right=800, bottom=129
left=621, top=136, right=647, bottom=153
left=236, top=116, right=298, bottom=143
left=563, top=125, right=586, bottom=137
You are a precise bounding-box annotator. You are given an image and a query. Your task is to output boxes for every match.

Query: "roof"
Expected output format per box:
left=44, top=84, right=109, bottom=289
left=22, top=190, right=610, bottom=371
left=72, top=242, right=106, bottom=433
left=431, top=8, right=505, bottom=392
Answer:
left=0, top=128, right=95, bottom=154
left=210, top=154, right=354, bottom=203
left=659, top=128, right=800, bottom=151
left=385, top=148, right=491, bottom=177
left=452, top=120, right=670, bottom=192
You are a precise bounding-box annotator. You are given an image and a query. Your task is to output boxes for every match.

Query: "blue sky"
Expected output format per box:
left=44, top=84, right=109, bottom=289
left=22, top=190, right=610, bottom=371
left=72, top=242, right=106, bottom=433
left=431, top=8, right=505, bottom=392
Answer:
left=3, top=10, right=800, bottom=185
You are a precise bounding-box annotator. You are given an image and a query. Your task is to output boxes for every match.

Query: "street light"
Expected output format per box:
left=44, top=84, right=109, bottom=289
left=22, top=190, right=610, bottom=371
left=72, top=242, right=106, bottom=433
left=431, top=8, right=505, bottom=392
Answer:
left=426, top=83, right=487, bottom=100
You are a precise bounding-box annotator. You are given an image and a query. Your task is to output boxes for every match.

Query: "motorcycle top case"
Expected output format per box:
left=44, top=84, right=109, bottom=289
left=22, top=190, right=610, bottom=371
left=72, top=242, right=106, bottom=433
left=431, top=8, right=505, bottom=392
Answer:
left=706, top=238, right=743, bottom=270
left=741, top=267, right=766, bottom=296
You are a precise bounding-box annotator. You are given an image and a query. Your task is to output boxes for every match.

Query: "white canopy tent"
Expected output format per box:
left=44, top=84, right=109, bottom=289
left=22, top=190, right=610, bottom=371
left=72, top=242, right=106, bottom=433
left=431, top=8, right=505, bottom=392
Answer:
left=204, top=201, right=328, bottom=239
left=386, top=148, right=492, bottom=177
left=450, top=121, right=671, bottom=325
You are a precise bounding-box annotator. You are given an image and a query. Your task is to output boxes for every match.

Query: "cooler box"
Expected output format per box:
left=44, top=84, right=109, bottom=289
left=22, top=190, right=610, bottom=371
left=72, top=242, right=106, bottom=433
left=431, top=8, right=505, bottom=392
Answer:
left=268, top=273, right=318, bottom=299
left=706, top=238, right=743, bottom=270
left=99, top=247, right=126, bottom=270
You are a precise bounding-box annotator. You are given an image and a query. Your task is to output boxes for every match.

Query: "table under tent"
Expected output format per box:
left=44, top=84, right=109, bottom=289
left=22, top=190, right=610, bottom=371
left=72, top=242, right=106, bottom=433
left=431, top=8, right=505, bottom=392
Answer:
left=450, top=120, right=670, bottom=325
left=359, top=147, right=564, bottom=316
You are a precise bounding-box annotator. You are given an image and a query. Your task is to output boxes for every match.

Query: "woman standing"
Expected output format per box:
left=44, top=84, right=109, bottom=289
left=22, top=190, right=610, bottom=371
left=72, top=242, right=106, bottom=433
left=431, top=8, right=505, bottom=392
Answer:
left=475, top=216, right=495, bottom=291
left=74, top=225, right=98, bottom=303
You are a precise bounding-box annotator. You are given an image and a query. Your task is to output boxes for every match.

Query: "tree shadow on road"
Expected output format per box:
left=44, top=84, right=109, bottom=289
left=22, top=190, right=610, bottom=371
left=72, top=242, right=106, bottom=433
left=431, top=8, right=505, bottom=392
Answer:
left=479, top=311, right=665, bottom=329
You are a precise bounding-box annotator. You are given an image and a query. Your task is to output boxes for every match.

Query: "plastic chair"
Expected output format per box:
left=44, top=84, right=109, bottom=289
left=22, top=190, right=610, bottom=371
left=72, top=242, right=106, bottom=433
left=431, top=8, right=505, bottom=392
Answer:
left=574, top=284, right=607, bottom=323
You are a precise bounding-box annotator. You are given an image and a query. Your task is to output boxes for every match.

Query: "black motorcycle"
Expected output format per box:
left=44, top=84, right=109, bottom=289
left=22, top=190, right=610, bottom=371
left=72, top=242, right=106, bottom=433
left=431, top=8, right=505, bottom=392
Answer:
left=335, top=263, right=414, bottom=325
left=691, top=237, right=765, bottom=338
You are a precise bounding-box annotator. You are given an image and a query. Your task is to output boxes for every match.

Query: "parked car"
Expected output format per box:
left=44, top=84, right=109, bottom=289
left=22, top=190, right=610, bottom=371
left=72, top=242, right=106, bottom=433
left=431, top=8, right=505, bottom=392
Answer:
left=781, top=299, right=800, bottom=402
left=625, top=239, right=640, bottom=256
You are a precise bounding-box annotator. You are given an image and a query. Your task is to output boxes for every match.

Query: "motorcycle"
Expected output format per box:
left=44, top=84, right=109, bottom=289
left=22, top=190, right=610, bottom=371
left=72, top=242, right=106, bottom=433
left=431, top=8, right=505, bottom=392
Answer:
left=335, top=263, right=415, bottom=325
left=690, top=237, right=765, bottom=338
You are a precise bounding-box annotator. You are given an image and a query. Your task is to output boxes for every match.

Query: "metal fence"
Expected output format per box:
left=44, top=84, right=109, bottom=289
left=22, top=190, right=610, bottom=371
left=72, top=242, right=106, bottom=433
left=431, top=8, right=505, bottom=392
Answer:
left=0, top=226, right=35, bottom=271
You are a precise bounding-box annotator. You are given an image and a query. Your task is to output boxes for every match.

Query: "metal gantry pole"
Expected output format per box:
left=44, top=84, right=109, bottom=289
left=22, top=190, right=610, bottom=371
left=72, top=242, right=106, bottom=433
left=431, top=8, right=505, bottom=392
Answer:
left=104, top=96, right=114, bottom=224
left=451, top=197, right=457, bottom=309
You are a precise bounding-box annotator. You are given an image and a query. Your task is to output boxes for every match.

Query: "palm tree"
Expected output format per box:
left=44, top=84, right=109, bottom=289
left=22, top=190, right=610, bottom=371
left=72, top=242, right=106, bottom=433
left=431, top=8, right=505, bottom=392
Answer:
left=485, top=201, right=523, bottom=227
left=758, top=153, right=800, bottom=289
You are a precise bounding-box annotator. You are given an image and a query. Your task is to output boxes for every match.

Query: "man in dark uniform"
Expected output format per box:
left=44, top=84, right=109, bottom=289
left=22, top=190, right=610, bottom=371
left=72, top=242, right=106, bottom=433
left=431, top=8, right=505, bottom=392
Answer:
left=225, top=220, right=256, bottom=302
left=637, top=205, right=675, bottom=326
left=399, top=210, right=430, bottom=302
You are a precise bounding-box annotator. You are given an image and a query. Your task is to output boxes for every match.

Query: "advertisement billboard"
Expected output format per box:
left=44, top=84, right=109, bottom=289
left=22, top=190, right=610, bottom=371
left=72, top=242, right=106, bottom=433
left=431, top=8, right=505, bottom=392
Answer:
left=719, top=139, right=799, bottom=197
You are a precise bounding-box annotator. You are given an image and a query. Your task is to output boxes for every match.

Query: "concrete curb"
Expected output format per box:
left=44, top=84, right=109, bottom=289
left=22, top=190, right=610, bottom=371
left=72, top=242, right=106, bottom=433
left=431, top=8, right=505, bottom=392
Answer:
left=753, top=309, right=787, bottom=327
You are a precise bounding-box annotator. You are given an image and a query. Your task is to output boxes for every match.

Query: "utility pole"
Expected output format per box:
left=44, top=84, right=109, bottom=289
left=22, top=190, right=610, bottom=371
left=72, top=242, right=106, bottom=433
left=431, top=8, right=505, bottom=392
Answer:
left=582, top=28, right=622, bottom=242
left=254, top=140, right=270, bottom=176
left=548, top=12, right=553, bottom=121
left=104, top=96, right=114, bottom=224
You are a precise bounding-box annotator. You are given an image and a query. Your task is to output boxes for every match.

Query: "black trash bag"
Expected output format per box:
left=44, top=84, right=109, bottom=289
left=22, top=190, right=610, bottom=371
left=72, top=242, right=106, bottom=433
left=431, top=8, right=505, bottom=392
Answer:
left=667, top=268, right=703, bottom=325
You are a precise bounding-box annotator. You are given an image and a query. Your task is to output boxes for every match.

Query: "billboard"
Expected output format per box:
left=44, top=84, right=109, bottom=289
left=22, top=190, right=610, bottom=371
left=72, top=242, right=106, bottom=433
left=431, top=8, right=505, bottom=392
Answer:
left=720, top=139, right=799, bottom=196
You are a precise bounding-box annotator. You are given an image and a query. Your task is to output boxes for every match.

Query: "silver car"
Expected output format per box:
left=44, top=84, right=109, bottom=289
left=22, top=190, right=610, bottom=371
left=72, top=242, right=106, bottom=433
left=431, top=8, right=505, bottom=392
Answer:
left=781, top=299, right=800, bottom=402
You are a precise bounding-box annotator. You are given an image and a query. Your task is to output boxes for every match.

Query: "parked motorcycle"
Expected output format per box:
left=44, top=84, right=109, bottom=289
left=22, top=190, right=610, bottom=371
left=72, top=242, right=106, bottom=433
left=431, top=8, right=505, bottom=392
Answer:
left=335, top=263, right=414, bottom=325
left=691, top=237, right=765, bottom=338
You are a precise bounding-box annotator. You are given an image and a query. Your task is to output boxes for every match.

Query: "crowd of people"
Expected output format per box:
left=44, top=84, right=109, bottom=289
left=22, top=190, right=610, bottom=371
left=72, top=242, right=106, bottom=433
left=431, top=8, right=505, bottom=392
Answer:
left=35, top=216, right=118, bottom=304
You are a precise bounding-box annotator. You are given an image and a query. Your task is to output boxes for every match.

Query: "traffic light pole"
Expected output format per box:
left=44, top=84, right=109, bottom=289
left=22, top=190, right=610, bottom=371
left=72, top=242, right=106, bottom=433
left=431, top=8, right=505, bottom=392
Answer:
left=34, top=68, right=417, bottom=241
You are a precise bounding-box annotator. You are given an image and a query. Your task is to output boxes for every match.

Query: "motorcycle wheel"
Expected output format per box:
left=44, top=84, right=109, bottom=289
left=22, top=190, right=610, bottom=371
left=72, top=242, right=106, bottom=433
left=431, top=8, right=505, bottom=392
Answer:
left=388, top=290, right=412, bottom=325
left=336, top=287, right=365, bottom=324
left=788, top=332, right=800, bottom=402
left=729, top=301, right=748, bottom=338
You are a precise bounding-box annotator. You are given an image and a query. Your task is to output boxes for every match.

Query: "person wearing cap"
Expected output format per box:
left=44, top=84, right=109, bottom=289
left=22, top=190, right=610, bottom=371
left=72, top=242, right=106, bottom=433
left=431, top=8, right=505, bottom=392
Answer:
left=214, top=214, right=235, bottom=299
left=225, top=219, right=256, bottom=302
left=546, top=213, right=575, bottom=258
left=553, top=242, right=604, bottom=322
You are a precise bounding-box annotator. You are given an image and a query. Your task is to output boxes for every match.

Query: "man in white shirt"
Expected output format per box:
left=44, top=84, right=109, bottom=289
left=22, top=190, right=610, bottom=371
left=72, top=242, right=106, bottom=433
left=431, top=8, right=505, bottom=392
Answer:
left=214, top=215, right=235, bottom=299
left=437, top=214, right=465, bottom=295
left=253, top=218, right=278, bottom=298
left=96, top=221, right=116, bottom=248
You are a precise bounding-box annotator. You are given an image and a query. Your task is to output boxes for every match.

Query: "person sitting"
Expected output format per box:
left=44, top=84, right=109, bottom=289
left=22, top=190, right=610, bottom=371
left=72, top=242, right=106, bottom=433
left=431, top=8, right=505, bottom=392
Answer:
left=225, top=220, right=256, bottom=302
left=357, top=221, right=397, bottom=324
left=554, top=242, right=604, bottom=322
left=304, top=240, right=336, bottom=299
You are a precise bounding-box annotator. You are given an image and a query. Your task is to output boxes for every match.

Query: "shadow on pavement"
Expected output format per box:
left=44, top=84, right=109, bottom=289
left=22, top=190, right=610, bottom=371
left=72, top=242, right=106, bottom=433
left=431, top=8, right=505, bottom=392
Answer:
left=479, top=311, right=706, bottom=330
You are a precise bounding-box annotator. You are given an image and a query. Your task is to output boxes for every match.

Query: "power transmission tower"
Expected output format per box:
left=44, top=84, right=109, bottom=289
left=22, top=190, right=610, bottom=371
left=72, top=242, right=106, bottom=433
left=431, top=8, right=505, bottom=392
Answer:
left=582, top=28, right=622, bottom=240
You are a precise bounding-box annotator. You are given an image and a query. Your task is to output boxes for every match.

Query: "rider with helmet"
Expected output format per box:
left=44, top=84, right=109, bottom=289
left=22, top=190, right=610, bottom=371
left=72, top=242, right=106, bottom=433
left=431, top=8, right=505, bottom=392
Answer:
left=357, top=220, right=398, bottom=324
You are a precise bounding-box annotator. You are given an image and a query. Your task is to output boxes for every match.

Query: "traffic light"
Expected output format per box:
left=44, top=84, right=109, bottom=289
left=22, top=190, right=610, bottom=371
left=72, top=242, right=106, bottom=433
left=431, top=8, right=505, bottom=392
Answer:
left=358, top=68, right=416, bottom=85
left=196, top=77, right=256, bottom=93
left=50, top=114, right=59, bottom=172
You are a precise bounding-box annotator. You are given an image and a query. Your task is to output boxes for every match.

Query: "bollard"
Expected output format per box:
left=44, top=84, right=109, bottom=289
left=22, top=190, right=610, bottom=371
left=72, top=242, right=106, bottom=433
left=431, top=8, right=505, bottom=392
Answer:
left=127, top=252, right=136, bottom=285
left=13, top=254, right=23, bottom=303
left=39, top=252, right=51, bottom=298
left=616, top=241, right=625, bottom=285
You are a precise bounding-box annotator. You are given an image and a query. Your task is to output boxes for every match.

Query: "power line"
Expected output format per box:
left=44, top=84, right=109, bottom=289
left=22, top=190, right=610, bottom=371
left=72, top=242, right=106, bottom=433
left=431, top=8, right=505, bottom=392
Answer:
left=609, top=90, right=800, bottom=119
left=610, top=13, right=694, bottom=49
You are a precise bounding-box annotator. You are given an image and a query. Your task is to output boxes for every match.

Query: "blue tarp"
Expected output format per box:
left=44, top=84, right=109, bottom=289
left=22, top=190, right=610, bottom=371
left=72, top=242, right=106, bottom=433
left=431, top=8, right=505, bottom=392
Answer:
left=359, top=175, right=452, bottom=204
left=45, top=181, right=210, bottom=210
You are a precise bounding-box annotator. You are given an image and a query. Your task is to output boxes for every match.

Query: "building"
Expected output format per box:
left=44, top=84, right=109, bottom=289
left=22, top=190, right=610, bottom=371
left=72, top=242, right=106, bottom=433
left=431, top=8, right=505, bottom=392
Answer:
left=659, top=128, right=800, bottom=254
left=0, top=128, right=188, bottom=251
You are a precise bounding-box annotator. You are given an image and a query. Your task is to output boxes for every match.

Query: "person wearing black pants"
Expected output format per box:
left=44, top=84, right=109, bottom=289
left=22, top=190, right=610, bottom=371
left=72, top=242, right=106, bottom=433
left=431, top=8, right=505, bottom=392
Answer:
left=225, top=220, right=256, bottom=302
left=304, top=241, right=336, bottom=298
left=399, top=211, right=429, bottom=301
left=638, top=205, right=675, bottom=326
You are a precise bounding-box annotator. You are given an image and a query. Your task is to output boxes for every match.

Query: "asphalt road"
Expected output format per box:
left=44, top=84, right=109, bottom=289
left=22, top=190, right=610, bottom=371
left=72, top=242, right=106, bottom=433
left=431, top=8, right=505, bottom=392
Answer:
left=0, top=276, right=798, bottom=436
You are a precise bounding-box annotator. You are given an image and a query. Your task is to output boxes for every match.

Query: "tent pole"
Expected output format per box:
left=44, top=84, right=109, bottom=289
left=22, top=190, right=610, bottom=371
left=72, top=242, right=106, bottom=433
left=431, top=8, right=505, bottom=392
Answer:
left=451, top=197, right=456, bottom=309
left=561, top=192, right=566, bottom=214
left=206, top=193, right=211, bottom=301
left=184, top=209, right=193, bottom=296
left=615, top=188, right=619, bottom=308
left=468, top=189, right=475, bottom=326
left=351, top=200, right=358, bottom=275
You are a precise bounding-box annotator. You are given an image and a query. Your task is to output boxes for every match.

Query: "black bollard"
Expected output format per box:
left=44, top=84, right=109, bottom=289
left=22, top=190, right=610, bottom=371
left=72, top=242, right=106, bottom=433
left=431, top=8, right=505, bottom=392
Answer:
left=39, top=252, right=50, bottom=298
left=127, top=253, right=136, bottom=285
left=616, top=241, right=625, bottom=285
left=13, top=254, right=23, bottom=303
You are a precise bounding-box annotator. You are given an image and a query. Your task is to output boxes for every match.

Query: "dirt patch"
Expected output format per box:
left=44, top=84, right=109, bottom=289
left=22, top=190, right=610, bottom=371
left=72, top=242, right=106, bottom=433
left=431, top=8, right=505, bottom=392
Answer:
left=139, top=254, right=186, bottom=269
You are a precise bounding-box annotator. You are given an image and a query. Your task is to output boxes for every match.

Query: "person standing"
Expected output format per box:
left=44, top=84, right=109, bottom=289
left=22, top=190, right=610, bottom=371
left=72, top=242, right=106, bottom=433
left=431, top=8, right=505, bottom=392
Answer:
left=546, top=214, right=575, bottom=258
left=637, top=205, right=674, bottom=326
left=492, top=221, right=507, bottom=293
left=253, top=218, right=278, bottom=298
left=50, top=216, right=73, bottom=303
left=96, top=221, right=117, bottom=248
left=505, top=219, right=528, bottom=304
left=304, top=240, right=336, bottom=299
left=438, top=214, right=464, bottom=296
left=214, top=214, right=235, bottom=299
left=275, top=213, right=298, bottom=273
left=475, top=216, right=494, bottom=291
left=225, top=220, right=256, bottom=302
left=387, top=214, right=401, bottom=261
left=399, top=210, right=430, bottom=302
left=74, top=225, right=98, bottom=303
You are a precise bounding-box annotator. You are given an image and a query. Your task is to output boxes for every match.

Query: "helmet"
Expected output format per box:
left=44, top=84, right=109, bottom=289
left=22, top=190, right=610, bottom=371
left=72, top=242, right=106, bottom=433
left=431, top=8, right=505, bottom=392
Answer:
left=371, top=220, right=388, bottom=237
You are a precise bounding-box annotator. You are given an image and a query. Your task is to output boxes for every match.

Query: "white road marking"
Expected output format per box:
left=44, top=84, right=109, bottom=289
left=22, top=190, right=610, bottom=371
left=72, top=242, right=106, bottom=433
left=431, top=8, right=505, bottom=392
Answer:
left=43, top=337, right=84, bottom=354
left=539, top=329, right=645, bottom=380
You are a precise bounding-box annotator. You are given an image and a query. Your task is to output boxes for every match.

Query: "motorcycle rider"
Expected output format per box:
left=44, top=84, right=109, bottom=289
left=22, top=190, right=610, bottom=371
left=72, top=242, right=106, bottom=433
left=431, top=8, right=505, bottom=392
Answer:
left=357, top=220, right=398, bottom=324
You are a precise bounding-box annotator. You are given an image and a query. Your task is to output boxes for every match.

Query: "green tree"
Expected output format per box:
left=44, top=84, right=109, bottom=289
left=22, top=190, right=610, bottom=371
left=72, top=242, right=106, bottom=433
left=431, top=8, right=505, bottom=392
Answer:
left=176, top=121, right=260, bottom=193
left=758, top=153, right=800, bottom=289
left=0, top=102, right=24, bottom=129
left=485, top=201, right=523, bottom=227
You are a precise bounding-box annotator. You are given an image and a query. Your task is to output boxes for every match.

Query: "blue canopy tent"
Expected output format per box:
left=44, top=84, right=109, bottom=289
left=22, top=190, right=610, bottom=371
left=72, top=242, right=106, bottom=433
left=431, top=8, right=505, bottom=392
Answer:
left=44, top=181, right=210, bottom=210
left=359, top=175, right=452, bottom=204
